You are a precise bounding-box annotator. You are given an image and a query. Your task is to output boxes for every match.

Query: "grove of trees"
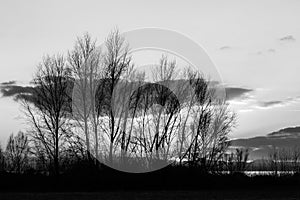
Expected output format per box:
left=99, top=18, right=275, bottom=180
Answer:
left=1, top=29, right=238, bottom=175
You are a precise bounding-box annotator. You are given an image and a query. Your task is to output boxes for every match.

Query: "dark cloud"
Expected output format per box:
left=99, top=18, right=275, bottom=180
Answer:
left=268, top=126, right=300, bottom=137
left=219, top=46, right=231, bottom=50
left=1, top=80, right=16, bottom=85
left=1, top=81, right=254, bottom=105
left=1, top=85, right=34, bottom=97
left=231, top=126, right=300, bottom=160
left=255, top=96, right=300, bottom=109
left=0, top=81, right=73, bottom=112
left=0, top=84, right=36, bottom=106
left=225, top=87, right=253, bottom=101
left=279, top=35, right=296, bottom=42
left=256, top=100, right=283, bottom=108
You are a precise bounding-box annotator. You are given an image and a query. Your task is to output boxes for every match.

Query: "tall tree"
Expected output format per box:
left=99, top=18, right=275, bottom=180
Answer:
left=22, top=55, right=72, bottom=175
left=178, top=70, right=236, bottom=170
left=129, top=56, right=181, bottom=167
left=101, top=29, right=132, bottom=165
left=68, top=33, right=102, bottom=161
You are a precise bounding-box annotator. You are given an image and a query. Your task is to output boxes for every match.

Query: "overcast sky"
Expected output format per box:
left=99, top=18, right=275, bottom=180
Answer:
left=1, top=0, right=300, bottom=144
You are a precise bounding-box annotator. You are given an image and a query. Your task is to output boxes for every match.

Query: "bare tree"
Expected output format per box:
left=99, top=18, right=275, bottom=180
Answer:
left=268, top=146, right=300, bottom=174
left=22, top=55, right=72, bottom=175
left=177, top=70, right=236, bottom=171
left=278, top=147, right=291, bottom=172
left=128, top=56, right=181, bottom=167
left=100, top=29, right=132, bottom=165
left=235, top=148, right=249, bottom=173
left=5, top=131, right=30, bottom=173
left=101, top=55, right=236, bottom=172
left=107, top=67, right=146, bottom=169
left=206, top=102, right=236, bottom=170
left=291, top=147, right=300, bottom=173
left=0, top=144, right=6, bottom=172
left=68, top=33, right=102, bottom=161
left=269, top=146, right=279, bottom=176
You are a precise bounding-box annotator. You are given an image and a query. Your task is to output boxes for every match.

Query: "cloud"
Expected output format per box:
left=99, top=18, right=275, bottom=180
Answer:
left=0, top=81, right=72, bottom=112
left=256, top=100, right=284, bottom=108
left=0, top=85, right=38, bottom=110
left=1, top=80, right=16, bottom=85
left=2, top=79, right=253, bottom=102
left=255, top=96, right=300, bottom=109
left=5, top=80, right=299, bottom=114
left=250, top=49, right=276, bottom=56
left=227, top=86, right=300, bottom=111
left=1, top=85, right=34, bottom=98
left=279, top=35, right=296, bottom=42
left=0, top=82, right=36, bottom=106
left=225, top=87, right=253, bottom=101
left=219, top=46, right=231, bottom=50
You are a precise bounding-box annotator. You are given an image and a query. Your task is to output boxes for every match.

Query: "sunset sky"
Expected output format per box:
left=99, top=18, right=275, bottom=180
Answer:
left=1, top=0, right=300, bottom=144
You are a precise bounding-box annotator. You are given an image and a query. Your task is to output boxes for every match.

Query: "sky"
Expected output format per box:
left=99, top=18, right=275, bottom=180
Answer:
left=1, top=0, right=300, bottom=144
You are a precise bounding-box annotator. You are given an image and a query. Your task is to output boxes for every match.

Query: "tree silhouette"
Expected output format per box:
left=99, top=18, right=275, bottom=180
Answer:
left=5, top=132, right=30, bottom=173
left=22, top=55, right=72, bottom=175
left=68, top=33, right=102, bottom=161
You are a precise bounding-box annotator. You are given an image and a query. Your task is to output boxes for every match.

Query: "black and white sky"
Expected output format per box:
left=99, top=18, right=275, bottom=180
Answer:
left=0, top=0, right=300, bottom=144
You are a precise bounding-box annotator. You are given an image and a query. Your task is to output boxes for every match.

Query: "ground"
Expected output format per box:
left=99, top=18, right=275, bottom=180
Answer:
left=1, top=189, right=300, bottom=200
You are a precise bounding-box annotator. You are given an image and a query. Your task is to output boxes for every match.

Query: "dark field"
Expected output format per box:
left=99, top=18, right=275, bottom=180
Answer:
left=1, top=167, right=300, bottom=200
left=1, top=189, right=300, bottom=200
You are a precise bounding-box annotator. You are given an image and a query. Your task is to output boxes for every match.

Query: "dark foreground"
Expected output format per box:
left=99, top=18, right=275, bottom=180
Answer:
left=1, top=165, right=300, bottom=199
left=1, top=189, right=300, bottom=200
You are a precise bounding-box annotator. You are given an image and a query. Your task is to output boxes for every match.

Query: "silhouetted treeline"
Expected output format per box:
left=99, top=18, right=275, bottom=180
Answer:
left=1, top=133, right=300, bottom=192
left=1, top=135, right=300, bottom=175
left=1, top=29, right=299, bottom=192
left=0, top=29, right=237, bottom=175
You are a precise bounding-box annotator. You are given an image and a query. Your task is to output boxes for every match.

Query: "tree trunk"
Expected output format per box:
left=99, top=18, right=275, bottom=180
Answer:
left=55, top=127, right=59, bottom=176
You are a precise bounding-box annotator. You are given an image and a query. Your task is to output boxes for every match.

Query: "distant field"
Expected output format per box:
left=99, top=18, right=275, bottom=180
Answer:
left=1, top=189, right=300, bottom=200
